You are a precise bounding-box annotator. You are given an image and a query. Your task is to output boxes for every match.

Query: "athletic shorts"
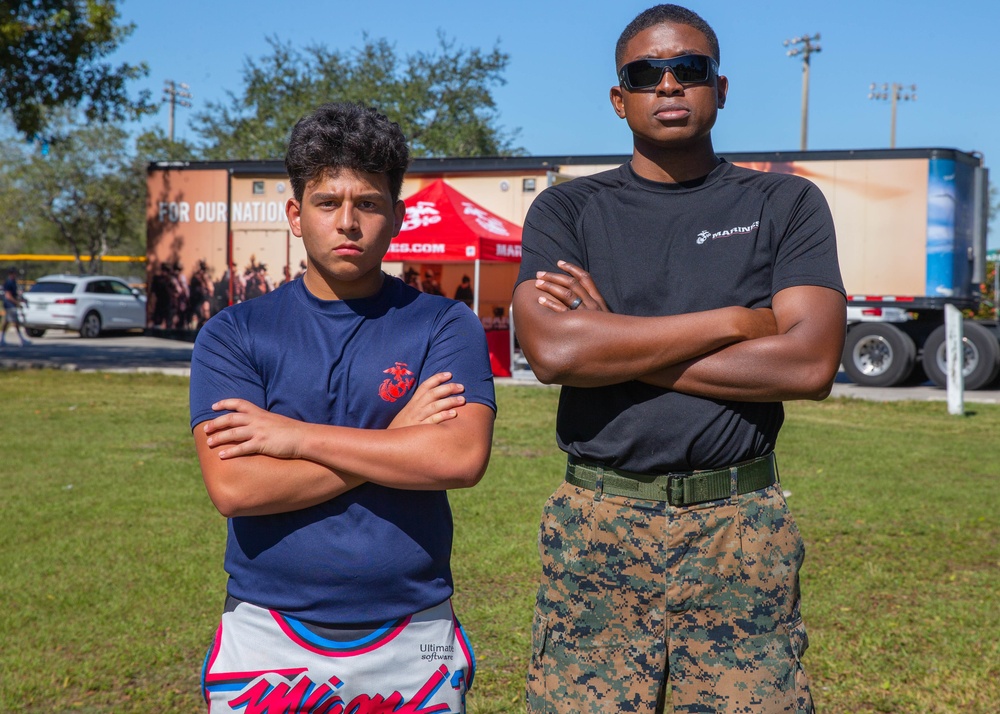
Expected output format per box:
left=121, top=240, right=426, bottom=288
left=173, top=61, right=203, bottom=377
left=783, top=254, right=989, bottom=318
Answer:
left=202, top=596, right=475, bottom=713
left=3, top=307, right=21, bottom=324
left=527, top=477, right=813, bottom=714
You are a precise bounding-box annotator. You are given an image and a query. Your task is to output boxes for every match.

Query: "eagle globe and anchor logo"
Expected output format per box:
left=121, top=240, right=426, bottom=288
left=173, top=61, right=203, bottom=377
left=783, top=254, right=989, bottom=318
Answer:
left=695, top=220, right=760, bottom=245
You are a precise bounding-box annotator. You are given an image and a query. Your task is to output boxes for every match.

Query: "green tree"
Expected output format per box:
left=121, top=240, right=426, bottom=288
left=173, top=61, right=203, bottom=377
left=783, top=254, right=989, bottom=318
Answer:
left=135, top=127, right=199, bottom=164
left=0, top=0, right=152, bottom=139
left=972, top=182, right=999, bottom=319
left=0, top=133, right=61, bottom=254
left=6, top=121, right=146, bottom=273
left=194, top=34, right=521, bottom=160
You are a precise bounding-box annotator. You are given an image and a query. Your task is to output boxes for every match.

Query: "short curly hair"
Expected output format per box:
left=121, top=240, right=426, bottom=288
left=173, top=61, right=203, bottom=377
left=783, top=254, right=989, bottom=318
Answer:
left=615, top=4, right=720, bottom=69
left=284, top=102, right=410, bottom=202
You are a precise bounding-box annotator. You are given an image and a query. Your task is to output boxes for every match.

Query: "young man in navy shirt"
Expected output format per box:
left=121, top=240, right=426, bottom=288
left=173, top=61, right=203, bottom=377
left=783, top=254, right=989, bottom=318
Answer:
left=190, top=102, right=495, bottom=713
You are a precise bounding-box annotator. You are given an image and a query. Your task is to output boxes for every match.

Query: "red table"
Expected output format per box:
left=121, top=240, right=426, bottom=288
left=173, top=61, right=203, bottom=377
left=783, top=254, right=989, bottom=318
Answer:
left=485, top=329, right=511, bottom=377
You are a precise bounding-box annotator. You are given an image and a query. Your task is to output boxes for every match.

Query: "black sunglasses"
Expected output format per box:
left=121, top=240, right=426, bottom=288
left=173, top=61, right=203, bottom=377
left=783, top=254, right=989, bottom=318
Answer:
left=618, top=54, right=719, bottom=90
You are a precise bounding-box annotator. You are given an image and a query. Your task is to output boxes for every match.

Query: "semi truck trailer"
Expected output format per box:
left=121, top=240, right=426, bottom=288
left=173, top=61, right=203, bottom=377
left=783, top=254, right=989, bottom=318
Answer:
left=727, top=148, right=991, bottom=389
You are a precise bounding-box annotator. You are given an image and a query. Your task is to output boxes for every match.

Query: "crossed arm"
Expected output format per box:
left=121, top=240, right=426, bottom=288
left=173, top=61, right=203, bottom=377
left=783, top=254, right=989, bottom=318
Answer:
left=194, top=372, right=495, bottom=518
left=513, top=261, right=846, bottom=401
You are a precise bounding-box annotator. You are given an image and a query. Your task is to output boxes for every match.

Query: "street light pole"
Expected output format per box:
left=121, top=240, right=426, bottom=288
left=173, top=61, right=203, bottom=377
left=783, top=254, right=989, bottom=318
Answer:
left=868, top=83, right=917, bottom=148
left=784, top=33, right=821, bottom=151
left=162, top=80, right=192, bottom=142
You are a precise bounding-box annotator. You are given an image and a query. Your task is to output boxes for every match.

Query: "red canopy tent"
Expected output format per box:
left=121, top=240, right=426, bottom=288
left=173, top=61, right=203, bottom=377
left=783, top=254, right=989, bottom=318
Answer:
left=386, top=180, right=522, bottom=299
left=386, top=179, right=522, bottom=376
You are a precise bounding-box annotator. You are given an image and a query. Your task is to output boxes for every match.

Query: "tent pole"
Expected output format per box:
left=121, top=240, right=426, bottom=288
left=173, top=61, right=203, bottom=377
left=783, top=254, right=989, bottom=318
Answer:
left=473, top=259, right=481, bottom=316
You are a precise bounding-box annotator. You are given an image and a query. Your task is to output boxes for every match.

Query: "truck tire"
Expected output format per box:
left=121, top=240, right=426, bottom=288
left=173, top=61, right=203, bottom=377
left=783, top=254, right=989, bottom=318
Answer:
left=842, top=323, right=916, bottom=387
left=921, top=321, right=1000, bottom=390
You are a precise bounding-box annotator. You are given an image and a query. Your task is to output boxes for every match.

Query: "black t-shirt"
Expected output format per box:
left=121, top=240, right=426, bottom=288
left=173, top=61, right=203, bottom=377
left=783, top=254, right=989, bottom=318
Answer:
left=516, top=160, right=844, bottom=472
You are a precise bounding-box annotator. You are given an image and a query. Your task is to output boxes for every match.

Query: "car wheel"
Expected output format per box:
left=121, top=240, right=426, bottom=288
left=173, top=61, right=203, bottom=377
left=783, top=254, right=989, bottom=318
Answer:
left=80, top=311, right=102, bottom=339
left=26, top=328, right=45, bottom=338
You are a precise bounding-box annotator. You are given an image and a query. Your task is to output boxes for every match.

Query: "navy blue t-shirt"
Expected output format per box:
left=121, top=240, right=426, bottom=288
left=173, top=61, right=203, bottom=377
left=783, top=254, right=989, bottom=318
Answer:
left=517, top=161, right=844, bottom=473
left=190, top=275, right=496, bottom=624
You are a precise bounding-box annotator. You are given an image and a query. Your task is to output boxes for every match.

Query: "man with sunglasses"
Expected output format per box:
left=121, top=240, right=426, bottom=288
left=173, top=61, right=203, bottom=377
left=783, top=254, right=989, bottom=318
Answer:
left=513, top=4, right=846, bottom=713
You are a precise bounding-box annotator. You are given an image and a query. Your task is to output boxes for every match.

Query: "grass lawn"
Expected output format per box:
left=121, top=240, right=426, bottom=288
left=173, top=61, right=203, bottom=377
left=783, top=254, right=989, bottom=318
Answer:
left=0, top=371, right=997, bottom=712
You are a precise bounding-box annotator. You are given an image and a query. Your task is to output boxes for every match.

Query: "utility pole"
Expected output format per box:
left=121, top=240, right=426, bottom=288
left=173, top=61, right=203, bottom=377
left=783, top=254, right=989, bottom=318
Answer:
left=869, top=83, right=916, bottom=148
left=162, top=80, right=192, bottom=142
left=784, top=33, right=821, bottom=151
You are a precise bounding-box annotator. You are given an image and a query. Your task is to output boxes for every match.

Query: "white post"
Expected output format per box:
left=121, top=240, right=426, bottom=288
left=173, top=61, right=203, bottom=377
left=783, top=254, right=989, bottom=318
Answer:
left=944, top=304, right=964, bottom=415
left=472, top=259, right=481, bottom=317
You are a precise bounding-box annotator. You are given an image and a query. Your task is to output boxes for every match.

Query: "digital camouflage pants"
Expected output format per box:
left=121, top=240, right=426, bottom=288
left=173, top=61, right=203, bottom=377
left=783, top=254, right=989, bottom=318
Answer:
left=526, top=474, right=813, bottom=714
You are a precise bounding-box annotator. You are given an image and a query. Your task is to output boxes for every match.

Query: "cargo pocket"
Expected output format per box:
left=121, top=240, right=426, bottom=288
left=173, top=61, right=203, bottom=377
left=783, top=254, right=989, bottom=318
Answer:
left=712, top=616, right=810, bottom=713
left=787, top=616, right=815, bottom=714
left=525, top=610, right=549, bottom=712
left=528, top=607, right=654, bottom=714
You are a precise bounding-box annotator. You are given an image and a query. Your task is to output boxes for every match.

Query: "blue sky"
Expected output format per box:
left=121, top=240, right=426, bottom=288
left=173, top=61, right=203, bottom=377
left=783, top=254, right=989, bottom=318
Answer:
left=112, top=0, right=999, bottom=239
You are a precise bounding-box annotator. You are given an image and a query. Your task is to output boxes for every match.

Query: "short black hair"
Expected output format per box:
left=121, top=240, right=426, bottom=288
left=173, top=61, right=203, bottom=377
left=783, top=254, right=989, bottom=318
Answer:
left=284, top=102, right=410, bottom=202
left=615, top=4, right=720, bottom=69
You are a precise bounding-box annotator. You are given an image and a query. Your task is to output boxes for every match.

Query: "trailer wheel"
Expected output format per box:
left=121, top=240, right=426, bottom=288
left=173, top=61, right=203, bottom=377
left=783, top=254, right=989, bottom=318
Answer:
left=842, top=323, right=916, bottom=387
left=921, top=321, right=1000, bottom=390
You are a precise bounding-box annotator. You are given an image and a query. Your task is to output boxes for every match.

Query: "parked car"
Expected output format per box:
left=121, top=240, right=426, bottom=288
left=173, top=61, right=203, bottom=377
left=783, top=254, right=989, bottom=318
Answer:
left=22, top=274, right=147, bottom=338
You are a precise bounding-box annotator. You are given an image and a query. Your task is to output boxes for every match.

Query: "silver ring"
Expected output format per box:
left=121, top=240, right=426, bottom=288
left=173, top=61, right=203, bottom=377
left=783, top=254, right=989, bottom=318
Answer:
left=569, top=296, right=583, bottom=310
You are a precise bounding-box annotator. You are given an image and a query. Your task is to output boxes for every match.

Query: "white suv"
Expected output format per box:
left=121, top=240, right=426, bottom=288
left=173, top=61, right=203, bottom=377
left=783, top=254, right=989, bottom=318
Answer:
left=22, top=275, right=147, bottom=338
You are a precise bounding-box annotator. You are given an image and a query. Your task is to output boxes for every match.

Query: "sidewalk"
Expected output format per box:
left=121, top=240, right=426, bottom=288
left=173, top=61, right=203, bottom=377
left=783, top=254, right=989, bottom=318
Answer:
left=0, top=330, right=193, bottom=375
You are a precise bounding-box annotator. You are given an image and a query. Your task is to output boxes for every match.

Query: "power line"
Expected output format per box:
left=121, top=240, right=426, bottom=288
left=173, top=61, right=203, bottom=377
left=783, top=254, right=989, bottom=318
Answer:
left=868, top=83, right=917, bottom=149
left=162, top=80, right=192, bottom=142
left=784, top=33, right=821, bottom=151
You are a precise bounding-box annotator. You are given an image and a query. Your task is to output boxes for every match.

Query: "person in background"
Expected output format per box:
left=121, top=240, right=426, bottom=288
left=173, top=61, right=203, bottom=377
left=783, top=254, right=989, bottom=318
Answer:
left=421, top=269, right=443, bottom=295
left=1, top=267, right=30, bottom=346
left=189, top=260, right=213, bottom=329
left=259, top=263, right=275, bottom=293
left=453, top=274, right=474, bottom=308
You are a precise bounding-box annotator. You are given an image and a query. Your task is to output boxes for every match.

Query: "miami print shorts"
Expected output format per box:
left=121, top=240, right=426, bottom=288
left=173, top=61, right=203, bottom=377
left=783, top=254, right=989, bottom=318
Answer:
left=202, top=596, right=475, bottom=713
